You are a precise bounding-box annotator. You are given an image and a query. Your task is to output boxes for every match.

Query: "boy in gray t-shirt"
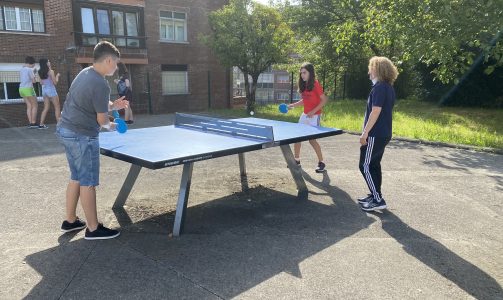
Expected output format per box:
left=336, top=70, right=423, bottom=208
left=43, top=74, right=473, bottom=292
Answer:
left=56, top=41, right=129, bottom=240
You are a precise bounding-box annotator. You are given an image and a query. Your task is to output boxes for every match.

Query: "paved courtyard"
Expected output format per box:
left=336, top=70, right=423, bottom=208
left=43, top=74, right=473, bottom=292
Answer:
left=0, top=114, right=501, bottom=299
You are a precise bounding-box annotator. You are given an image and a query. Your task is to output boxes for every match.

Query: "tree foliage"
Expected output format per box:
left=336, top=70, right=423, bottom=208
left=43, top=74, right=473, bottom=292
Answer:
left=203, top=0, right=295, bottom=111
left=280, top=0, right=502, bottom=84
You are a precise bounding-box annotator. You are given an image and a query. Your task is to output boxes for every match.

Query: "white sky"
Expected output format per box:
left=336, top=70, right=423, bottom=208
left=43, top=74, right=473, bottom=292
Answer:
left=253, top=0, right=271, bottom=5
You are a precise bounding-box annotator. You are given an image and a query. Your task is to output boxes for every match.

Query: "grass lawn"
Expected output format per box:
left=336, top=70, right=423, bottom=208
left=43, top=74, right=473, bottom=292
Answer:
left=211, top=98, right=503, bottom=149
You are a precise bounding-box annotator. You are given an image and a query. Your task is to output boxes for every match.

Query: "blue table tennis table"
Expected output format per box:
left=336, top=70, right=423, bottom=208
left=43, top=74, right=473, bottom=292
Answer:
left=100, top=113, right=343, bottom=236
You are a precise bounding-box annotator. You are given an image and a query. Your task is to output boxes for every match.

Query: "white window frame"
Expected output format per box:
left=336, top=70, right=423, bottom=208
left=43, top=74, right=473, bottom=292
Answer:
left=1, top=6, right=45, bottom=33
left=162, top=71, right=189, bottom=95
left=277, top=75, right=290, bottom=84
left=159, top=11, right=187, bottom=43
left=31, top=9, right=44, bottom=32
left=258, top=73, right=274, bottom=83
left=4, top=7, right=31, bottom=31
left=277, top=92, right=289, bottom=101
left=0, top=63, right=43, bottom=104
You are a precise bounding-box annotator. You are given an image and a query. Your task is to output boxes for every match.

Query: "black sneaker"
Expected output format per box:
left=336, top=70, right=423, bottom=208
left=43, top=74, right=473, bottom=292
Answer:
left=84, top=223, right=120, bottom=240
left=38, top=124, right=49, bottom=129
left=125, top=120, right=134, bottom=124
left=361, top=199, right=387, bottom=211
left=61, top=217, right=87, bottom=233
left=315, top=161, right=326, bottom=173
left=357, top=194, right=373, bottom=204
left=29, top=123, right=38, bottom=128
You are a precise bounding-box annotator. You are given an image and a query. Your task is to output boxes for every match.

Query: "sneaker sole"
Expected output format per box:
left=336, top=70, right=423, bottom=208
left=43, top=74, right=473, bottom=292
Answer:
left=84, top=232, right=120, bottom=240
left=60, top=225, right=87, bottom=233
left=358, top=199, right=373, bottom=204
left=361, top=204, right=387, bottom=211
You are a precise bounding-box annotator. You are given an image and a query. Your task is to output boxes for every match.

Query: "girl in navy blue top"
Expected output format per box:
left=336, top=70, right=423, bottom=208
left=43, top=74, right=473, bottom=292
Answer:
left=358, top=56, right=398, bottom=211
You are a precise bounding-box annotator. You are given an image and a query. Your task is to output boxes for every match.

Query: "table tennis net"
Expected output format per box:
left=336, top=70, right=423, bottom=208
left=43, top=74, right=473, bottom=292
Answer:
left=174, top=113, right=274, bottom=142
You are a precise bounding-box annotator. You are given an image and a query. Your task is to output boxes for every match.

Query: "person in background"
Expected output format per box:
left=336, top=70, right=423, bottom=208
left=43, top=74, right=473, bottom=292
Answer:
left=38, top=58, right=61, bottom=129
left=19, top=56, right=38, bottom=128
left=114, top=62, right=134, bottom=124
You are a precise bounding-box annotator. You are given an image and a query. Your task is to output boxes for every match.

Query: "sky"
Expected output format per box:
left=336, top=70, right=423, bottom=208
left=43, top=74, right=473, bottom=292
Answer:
left=253, top=0, right=271, bottom=5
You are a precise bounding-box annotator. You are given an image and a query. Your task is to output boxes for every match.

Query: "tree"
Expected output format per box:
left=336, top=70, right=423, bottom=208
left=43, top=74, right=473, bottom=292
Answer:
left=204, top=0, right=294, bottom=111
left=284, top=0, right=502, bottom=84
left=361, top=0, right=503, bottom=83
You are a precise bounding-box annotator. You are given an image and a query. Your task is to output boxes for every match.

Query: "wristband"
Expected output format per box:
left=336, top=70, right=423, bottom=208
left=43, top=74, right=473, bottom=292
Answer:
left=101, top=123, right=111, bottom=129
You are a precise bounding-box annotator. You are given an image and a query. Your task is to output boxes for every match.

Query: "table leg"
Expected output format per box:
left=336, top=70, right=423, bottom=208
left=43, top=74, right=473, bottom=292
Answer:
left=113, top=164, right=142, bottom=208
left=238, top=153, right=248, bottom=191
left=280, top=145, right=308, bottom=197
left=173, top=162, right=194, bottom=236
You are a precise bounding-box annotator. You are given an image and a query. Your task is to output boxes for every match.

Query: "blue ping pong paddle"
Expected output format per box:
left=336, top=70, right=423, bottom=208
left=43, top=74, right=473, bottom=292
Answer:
left=112, top=110, right=127, bottom=134
left=115, top=118, right=127, bottom=134
left=112, top=110, right=120, bottom=119
left=279, top=103, right=289, bottom=114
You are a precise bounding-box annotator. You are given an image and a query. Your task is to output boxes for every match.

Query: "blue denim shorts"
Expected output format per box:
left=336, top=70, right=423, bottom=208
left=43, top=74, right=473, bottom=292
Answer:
left=42, top=85, right=58, bottom=97
left=56, top=126, right=100, bottom=186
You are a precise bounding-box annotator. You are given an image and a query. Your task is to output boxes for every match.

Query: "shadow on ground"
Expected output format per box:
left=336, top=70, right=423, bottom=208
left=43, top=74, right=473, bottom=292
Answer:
left=372, top=210, right=502, bottom=299
left=23, top=171, right=502, bottom=299
left=24, top=176, right=376, bottom=298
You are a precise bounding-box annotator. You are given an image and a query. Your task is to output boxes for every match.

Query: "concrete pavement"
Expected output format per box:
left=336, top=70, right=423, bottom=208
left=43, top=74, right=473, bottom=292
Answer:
left=0, top=114, right=501, bottom=299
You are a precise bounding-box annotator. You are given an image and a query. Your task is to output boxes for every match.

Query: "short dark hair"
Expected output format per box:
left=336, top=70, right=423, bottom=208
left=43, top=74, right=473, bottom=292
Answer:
left=93, top=41, right=120, bottom=62
left=25, top=56, right=36, bottom=65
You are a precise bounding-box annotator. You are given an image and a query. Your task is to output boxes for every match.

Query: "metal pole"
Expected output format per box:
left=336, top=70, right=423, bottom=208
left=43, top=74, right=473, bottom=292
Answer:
left=333, top=71, right=337, bottom=101
left=207, top=70, right=211, bottom=109
left=146, top=71, right=153, bottom=114
left=322, top=70, right=326, bottom=90
left=290, top=71, right=294, bottom=103
left=343, top=71, right=347, bottom=100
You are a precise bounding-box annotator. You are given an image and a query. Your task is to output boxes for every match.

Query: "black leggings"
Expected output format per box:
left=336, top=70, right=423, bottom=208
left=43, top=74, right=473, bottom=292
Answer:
left=359, top=136, right=391, bottom=201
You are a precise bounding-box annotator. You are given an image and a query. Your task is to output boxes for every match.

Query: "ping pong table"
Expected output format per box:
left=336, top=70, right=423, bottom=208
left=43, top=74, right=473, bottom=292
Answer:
left=100, top=113, right=343, bottom=236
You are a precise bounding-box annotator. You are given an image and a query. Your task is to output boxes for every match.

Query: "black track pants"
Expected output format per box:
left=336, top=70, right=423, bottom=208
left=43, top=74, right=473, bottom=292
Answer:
left=359, top=136, right=391, bottom=201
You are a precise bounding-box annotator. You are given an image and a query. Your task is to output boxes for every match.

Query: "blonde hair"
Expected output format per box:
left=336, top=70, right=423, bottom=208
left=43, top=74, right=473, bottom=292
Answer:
left=368, top=56, right=399, bottom=85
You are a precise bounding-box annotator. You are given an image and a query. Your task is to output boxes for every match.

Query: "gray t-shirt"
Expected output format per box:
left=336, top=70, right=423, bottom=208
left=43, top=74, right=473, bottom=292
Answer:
left=59, top=67, right=110, bottom=137
left=19, top=66, right=35, bottom=88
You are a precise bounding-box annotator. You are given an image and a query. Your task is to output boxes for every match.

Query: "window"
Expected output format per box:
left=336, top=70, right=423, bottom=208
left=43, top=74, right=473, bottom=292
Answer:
left=74, top=3, right=143, bottom=48
left=125, top=12, right=139, bottom=47
left=160, top=11, right=187, bottom=42
left=258, top=73, right=273, bottom=83
left=81, top=8, right=94, bottom=33
left=277, top=75, right=290, bottom=83
left=277, top=93, right=289, bottom=101
left=4, top=7, right=17, bottom=30
left=32, top=9, right=44, bottom=32
left=161, top=65, right=188, bottom=95
left=256, top=90, right=274, bottom=102
left=257, top=82, right=273, bottom=89
left=112, top=11, right=125, bottom=46
left=97, top=9, right=110, bottom=35
left=1, top=6, right=45, bottom=33
left=0, top=64, right=43, bottom=104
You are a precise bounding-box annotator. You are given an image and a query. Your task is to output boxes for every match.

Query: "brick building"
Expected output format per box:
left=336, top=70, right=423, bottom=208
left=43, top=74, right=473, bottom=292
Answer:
left=0, top=0, right=230, bottom=128
left=233, top=67, right=301, bottom=105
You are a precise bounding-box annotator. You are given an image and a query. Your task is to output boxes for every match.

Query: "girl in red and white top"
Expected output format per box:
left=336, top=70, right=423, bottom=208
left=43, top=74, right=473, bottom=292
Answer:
left=288, top=62, right=328, bottom=173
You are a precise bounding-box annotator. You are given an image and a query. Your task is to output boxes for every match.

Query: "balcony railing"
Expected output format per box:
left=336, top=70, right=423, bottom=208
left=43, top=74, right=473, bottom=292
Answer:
left=74, top=32, right=146, bottom=49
